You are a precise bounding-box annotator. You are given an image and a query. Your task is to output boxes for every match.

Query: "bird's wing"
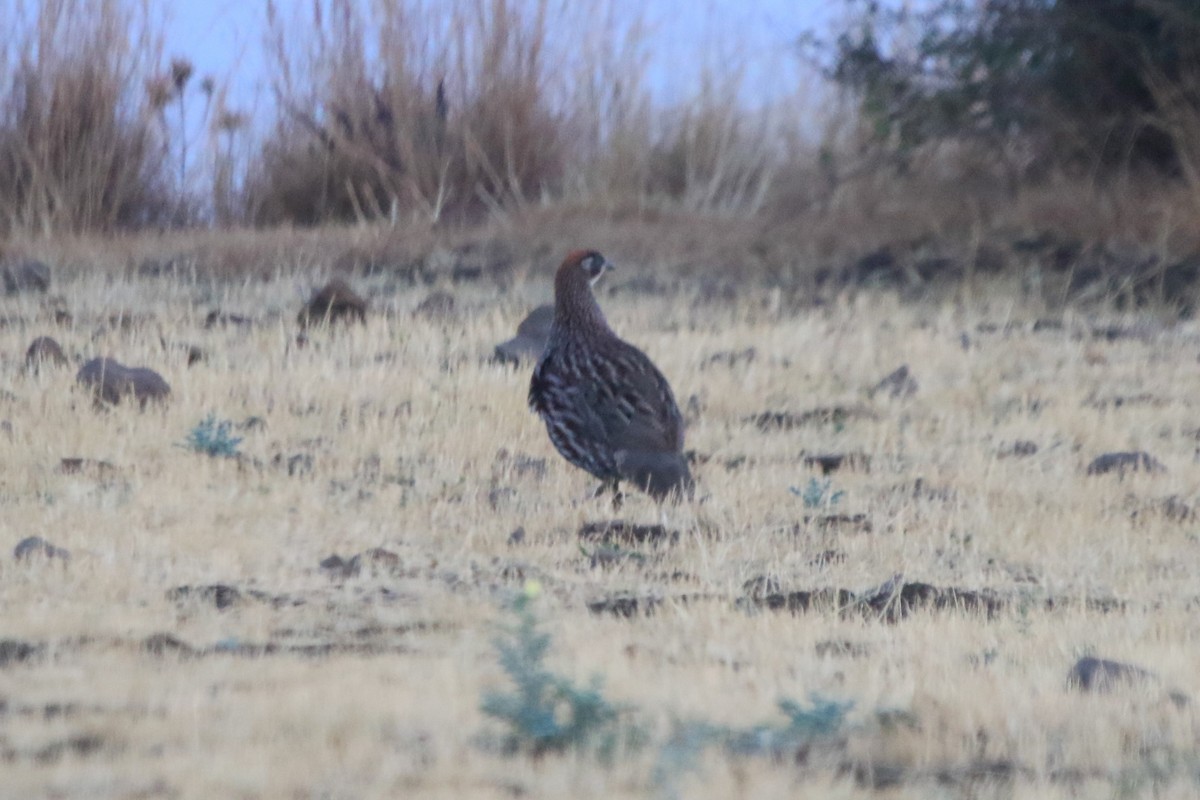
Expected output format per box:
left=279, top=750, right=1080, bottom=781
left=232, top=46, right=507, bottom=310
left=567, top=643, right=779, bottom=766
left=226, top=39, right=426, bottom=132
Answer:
left=592, top=340, right=686, bottom=453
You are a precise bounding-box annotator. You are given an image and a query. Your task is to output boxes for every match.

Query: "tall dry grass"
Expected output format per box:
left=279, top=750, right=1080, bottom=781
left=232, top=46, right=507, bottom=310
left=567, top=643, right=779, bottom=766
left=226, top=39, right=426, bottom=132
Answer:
left=0, top=0, right=175, bottom=236
left=246, top=0, right=791, bottom=226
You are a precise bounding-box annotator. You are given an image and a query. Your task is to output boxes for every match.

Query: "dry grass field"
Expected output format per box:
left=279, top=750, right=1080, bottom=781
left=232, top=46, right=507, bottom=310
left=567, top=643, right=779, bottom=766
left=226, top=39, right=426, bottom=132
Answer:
left=1, top=244, right=1199, bottom=799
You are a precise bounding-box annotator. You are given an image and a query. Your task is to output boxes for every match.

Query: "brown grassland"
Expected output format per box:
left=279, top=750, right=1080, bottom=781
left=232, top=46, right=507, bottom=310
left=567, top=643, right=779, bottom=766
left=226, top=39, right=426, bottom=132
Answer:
left=2, top=0, right=1200, bottom=796
left=0, top=228, right=1198, bottom=798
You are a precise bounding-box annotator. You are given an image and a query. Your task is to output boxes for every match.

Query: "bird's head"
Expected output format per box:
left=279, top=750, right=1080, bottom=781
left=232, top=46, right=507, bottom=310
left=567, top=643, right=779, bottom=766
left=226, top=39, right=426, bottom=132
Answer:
left=563, top=249, right=613, bottom=287
left=553, top=249, right=615, bottom=334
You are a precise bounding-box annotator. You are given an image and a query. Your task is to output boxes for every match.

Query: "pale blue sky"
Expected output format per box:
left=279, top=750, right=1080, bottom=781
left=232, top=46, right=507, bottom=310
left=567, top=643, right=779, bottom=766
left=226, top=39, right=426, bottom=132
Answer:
left=162, top=1, right=841, bottom=114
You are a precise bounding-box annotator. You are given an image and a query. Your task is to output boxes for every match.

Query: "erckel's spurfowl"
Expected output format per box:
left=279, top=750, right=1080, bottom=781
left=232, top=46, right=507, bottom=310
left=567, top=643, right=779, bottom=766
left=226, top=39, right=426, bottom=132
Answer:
left=529, top=250, right=693, bottom=503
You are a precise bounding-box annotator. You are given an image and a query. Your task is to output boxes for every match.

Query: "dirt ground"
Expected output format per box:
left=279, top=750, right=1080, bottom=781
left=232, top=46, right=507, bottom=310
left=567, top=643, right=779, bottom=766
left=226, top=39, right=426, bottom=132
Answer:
left=0, top=245, right=1198, bottom=799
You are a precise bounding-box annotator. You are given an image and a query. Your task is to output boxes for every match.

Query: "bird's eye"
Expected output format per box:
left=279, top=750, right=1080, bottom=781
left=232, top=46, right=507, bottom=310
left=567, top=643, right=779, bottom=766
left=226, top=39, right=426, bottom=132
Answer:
left=582, top=253, right=603, bottom=276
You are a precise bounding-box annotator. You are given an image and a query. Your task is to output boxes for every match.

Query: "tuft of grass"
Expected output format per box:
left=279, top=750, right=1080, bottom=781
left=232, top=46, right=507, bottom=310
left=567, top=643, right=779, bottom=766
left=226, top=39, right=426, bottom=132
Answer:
left=179, top=414, right=243, bottom=458
left=790, top=477, right=844, bottom=509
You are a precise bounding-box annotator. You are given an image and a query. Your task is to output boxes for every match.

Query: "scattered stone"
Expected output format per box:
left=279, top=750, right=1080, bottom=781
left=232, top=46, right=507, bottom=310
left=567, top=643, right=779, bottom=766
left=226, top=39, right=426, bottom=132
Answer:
left=143, top=633, right=196, bottom=657
left=76, top=358, right=171, bottom=407
left=494, top=448, right=547, bottom=481
left=319, top=554, right=357, bottom=579
left=493, top=304, right=554, bottom=365
left=747, top=406, right=876, bottom=431
left=998, top=440, right=1038, bottom=459
left=297, top=278, right=367, bottom=328
left=808, top=549, right=847, bottom=568
left=870, top=364, right=918, bottom=399
left=413, top=290, right=456, bottom=319
left=586, top=594, right=663, bottom=618
left=57, top=458, right=119, bottom=477
left=578, top=520, right=679, bottom=546
left=2, top=259, right=50, bottom=294
left=814, top=639, right=872, bottom=658
left=53, top=309, right=72, bottom=326
left=745, top=574, right=1005, bottom=622
left=451, top=264, right=483, bottom=283
left=798, top=514, right=873, bottom=534
left=13, top=536, right=70, bottom=563
left=0, top=639, right=42, bottom=667
left=319, top=548, right=402, bottom=579
left=585, top=544, right=647, bottom=570
left=272, top=453, right=313, bottom=477
left=1086, top=451, right=1166, bottom=476
left=803, top=452, right=871, bottom=474
left=24, top=336, right=68, bottom=372
left=1032, top=318, right=1064, bottom=332
left=204, top=310, right=255, bottom=329
left=34, top=733, right=105, bottom=762
left=1067, top=657, right=1156, bottom=692
left=507, top=527, right=526, bottom=546
left=166, top=584, right=242, bottom=611
left=700, top=347, right=757, bottom=370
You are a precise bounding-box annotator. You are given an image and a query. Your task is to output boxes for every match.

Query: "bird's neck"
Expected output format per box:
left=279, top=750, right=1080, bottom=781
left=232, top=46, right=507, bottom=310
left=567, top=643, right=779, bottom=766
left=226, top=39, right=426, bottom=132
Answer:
left=554, top=273, right=611, bottom=338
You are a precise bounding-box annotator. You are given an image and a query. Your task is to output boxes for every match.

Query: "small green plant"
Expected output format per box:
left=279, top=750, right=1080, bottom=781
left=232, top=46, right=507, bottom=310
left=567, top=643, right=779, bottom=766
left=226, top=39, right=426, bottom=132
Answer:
left=791, top=477, right=845, bottom=509
left=479, top=582, right=643, bottom=759
left=653, top=694, right=854, bottom=796
left=180, top=414, right=243, bottom=458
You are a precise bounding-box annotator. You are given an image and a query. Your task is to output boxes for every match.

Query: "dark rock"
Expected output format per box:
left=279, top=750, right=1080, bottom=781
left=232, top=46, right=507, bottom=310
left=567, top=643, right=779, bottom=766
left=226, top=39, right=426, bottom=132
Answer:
left=745, top=575, right=1004, bottom=622
left=815, top=639, right=872, bottom=658
left=143, top=633, right=195, bottom=657
left=24, top=336, right=68, bottom=372
left=808, top=549, right=847, bottom=568
left=747, top=406, right=875, bottom=431
left=507, top=527, right=526, bottom=546
left=494, top=448, right=547, bottom=481
left=870, top=364, right=918, bottom=399
left=319, top=554, right=357, bottom=579
left=1067, top=657, right=1156, bottom=692
left=57, top=458, right=119, bottom=477
left=1086, top=451, right=1166, bottom=476
left=413, top=290, right=456, bottom=319
left=76, top=358, right=170, bottom=407
left=451, top=264, right=483, bottom=283
left=700, top=348, right=757, bottom=370
left=320, top=548, right=401, bottom=579
left=166, top=584, right=242, bottom=611
left=799, top=514, right=873, bottom=534
left=578, top=520, right=679, bottom=546
left=204, top=310, right=255, bottom=329
left=997, top=440, right=1039, bottom=459
left=585, top=544, right=647, bottom=570
left=914, top=256, right=961, bottom=282
left=297, top=279, right=367, bottom=328
left=854, top=248, right=900, bottom=284
left=586, top=595, right=662, bottom=617
left=13, top=536, right=70, bottom=563
left=0, top=639, right=42, bottom=666
left=1032, top=318, right=1064, bottom=332
left=493, top=305, right=553, bottom=365
left=272, top=453, right=313, bottom=476
left=803, top=452, right=870, bottom=474
left=2, top=259, right=50, bottom=294
left=34, top=733, right=105, bottom=762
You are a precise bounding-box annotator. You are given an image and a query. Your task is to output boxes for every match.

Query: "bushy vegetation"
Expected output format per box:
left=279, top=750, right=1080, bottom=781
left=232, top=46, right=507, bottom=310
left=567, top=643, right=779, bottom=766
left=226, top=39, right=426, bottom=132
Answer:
left=481, top=585, right=859, bottom=790
left=3, top=0, right=1200, bottom=268
left=180, top=414, right=243, bottom=458
left=819, top=0, right=1200, bottom=182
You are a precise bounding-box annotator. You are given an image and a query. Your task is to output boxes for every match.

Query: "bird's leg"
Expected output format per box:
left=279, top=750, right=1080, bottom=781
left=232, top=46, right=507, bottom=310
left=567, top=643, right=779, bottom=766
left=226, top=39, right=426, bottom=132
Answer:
left=588, top=478, right=623, bottom=511
left=611, top=481, right=624, bottom=512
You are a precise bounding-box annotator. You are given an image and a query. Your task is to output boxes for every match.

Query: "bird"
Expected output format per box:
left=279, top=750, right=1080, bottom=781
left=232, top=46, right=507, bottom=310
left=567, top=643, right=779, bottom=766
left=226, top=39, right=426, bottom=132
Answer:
left=528, top=249, right=693, bottom=504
